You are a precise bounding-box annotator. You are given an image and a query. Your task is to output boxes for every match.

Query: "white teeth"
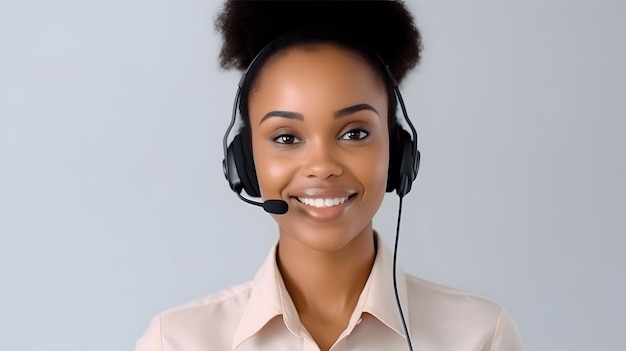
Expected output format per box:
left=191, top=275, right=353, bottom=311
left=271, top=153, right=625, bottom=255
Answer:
left=298, top=196, right=350, bottom=208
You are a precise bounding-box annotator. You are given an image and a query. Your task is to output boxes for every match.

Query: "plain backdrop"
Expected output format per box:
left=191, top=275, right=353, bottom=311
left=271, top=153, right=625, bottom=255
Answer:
left=1, top=1, right=624, bottom=350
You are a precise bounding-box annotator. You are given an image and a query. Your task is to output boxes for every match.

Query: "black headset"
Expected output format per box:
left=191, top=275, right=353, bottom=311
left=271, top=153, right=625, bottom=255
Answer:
left=222, top=41, right=421, bottom=201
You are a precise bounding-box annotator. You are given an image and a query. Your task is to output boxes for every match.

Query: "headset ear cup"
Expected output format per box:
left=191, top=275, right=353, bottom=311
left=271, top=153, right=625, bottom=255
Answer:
left=231, top=132, right=261, bottom=197
left=397, top=128, right=416, bottom=196
left=225, top=139, right=242, bottom=193
left=388, top=128, right=418, bottom=196
left=387, top=128, right=402, bottom=193
left=240, top=130, right=261, bottom=197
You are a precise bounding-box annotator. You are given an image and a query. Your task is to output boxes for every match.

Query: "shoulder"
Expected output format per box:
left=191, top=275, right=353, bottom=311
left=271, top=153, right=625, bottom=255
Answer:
left=405, top=274, right=524, bottom=350
left=135, top=282, right=253, bottom=351
left=161, top=281, right=253, bottom=321
left=406, top=274, right=503, bottom=316
left=159, top=281, right=253, bottom=335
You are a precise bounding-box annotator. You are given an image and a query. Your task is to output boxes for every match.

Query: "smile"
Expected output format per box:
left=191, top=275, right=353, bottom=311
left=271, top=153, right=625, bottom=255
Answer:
left=297, top=196, right=351, bottom=208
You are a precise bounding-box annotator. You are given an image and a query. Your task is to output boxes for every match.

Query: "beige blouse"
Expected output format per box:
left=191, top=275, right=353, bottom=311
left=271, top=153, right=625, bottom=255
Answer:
left=136, top=237, right=523, bottom=350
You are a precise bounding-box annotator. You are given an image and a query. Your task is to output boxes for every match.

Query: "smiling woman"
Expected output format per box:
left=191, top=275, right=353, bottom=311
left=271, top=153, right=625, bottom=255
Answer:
left=135, top=1, right=524, bottom=351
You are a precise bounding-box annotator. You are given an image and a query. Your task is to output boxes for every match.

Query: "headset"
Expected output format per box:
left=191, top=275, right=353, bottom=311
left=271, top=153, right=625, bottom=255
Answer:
left=221, top=35, right=421, bottom=351
left=223, top=42, right=421, bottom=205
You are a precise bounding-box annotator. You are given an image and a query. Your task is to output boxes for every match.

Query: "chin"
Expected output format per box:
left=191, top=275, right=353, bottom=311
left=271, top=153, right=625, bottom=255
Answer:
left=278, top=222, right=373, bottom=253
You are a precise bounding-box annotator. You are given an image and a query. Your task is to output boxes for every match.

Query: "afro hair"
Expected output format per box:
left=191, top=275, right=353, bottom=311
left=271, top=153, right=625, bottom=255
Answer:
left=215, top=0, right=422, bottom=84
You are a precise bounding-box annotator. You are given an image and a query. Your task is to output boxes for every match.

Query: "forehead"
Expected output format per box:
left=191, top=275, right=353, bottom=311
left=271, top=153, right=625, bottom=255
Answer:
left=249, top=44, right=386, bottom=115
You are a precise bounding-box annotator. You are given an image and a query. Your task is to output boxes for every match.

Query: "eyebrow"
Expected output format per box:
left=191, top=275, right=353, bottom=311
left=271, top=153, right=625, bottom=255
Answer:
left=259, top=110, right=304, bottom=124
left=259, top=103, right=379, bottom=124
left=334, top=103, right=379, bottom=119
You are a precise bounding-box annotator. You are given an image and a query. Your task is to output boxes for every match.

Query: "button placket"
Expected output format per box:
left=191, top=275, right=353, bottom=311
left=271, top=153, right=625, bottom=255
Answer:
left=302, top=336, right=321, bottom=351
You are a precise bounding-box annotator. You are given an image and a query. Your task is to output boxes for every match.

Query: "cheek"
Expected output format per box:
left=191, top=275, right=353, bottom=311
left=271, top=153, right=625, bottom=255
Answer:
left=342, top=134, right=390, bottom=195
left=359, top=143, right=390, bottom=193
left=252, top=140, right=293, bottom=198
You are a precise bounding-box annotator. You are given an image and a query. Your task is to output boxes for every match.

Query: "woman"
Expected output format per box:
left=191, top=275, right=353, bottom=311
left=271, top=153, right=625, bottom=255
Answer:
left=136, top=1, right=523, bottom=350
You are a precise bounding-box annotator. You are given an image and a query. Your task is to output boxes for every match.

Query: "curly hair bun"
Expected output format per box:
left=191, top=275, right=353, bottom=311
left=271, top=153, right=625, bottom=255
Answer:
left=215, top=0, right=422, bottom=83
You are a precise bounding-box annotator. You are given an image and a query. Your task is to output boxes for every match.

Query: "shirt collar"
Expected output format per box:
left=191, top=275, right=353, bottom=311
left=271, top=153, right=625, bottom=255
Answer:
left=232, top=244, right=292, bottom=349
left=232, top=233, right=410, bottom=349
left=362, top=234, right=411, bottom=338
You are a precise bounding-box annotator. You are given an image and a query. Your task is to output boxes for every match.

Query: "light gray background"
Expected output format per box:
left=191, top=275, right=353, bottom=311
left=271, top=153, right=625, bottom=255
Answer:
left=1, top=0, right=624, bottom=350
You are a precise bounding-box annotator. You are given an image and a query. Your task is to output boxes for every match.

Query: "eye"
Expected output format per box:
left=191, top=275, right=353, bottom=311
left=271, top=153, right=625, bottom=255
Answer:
left=339, top=128, right=369, bottom=141
left=273, top=134, right=302, bottom=145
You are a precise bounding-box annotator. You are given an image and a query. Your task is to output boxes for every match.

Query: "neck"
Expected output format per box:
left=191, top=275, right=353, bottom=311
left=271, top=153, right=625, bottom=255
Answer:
left=276, top=228, right=377, bottom=317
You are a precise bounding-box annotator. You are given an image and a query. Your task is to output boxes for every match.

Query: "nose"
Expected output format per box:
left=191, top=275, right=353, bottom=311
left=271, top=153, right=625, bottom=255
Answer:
left=299, top=141, right=343, bottom=180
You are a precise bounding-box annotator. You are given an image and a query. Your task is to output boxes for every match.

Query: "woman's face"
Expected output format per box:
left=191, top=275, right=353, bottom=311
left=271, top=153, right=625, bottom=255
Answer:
left=248, top=44, right=389, bottom=252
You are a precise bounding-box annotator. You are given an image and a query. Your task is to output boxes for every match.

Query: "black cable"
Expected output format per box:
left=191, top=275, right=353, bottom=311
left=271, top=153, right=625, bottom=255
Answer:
left=392, top=195, right=413, bottom=351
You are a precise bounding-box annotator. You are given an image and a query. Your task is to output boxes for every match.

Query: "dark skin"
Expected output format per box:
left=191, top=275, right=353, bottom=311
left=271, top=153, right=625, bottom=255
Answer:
left=248, top=43, right=390, bottom=351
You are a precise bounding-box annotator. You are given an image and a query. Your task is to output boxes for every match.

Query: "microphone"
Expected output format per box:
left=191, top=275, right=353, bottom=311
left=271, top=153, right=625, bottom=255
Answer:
left=262, top=200, right=289, bottom=214
left=237, top=193, right=289, bottom=215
